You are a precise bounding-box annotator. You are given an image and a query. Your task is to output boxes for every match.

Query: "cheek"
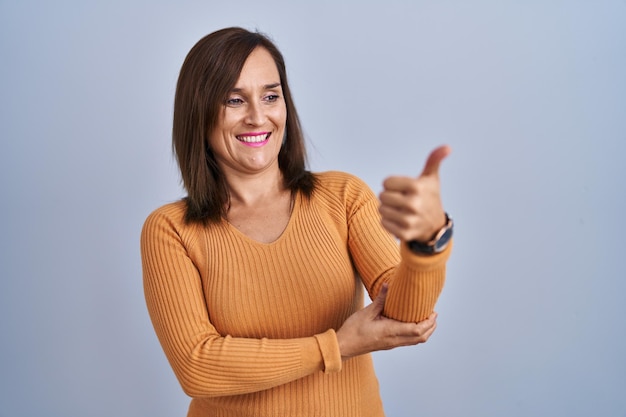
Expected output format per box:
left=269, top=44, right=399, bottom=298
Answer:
left=208, top=114, right=236, bottom=146
left=273, top=107, right=287, bottom=128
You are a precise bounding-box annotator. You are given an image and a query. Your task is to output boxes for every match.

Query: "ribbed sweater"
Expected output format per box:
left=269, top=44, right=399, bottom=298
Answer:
left=141, top=171, right=451, bottom=417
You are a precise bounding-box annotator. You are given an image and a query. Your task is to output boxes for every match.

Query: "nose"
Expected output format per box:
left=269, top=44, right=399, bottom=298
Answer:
left=244, top=102, right=266, bottom=126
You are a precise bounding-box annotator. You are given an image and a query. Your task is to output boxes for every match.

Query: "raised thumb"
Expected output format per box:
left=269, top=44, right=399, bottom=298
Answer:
left=420, top=145, right=452, bottom=178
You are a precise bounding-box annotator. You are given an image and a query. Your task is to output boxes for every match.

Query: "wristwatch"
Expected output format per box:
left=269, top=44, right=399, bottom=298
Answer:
left=407, top=213, right=453, bottom=255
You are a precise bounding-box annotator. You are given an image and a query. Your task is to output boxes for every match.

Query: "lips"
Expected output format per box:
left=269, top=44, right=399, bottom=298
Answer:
left=236, top=132, right=270, bottom=145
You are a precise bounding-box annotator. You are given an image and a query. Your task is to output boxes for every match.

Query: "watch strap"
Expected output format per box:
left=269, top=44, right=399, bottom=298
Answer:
left=407, top=213, right=453, bottom=255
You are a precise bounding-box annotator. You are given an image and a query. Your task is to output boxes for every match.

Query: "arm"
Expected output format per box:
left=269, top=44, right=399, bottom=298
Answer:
left=347, top=190, right=451, bottom=323
left=349, top=146, right=453, bottom=323
left=336, top=283, right=439, bottom=360
left=140, top=207, right=342, bottom=398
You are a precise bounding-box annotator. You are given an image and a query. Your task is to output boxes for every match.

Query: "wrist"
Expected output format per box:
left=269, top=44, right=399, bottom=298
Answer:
left=407, top=213, right=453, bottom=255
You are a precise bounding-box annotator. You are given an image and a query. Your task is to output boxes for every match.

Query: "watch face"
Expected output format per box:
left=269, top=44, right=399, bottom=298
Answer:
left=434, top=226, right=453, bottom=251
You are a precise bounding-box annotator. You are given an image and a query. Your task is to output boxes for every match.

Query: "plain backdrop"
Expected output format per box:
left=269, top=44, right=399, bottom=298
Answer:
left=1, top=1, right=625, bottom=416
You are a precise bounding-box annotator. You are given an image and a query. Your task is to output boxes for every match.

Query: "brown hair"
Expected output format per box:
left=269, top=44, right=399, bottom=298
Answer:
left=173, top=27, right=317, bottom=223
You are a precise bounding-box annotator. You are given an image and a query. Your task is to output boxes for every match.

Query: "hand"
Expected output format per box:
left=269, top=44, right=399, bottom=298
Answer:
left=336, top=284, right=438, bottom=360
left=379, top=145, right=451, bottom=243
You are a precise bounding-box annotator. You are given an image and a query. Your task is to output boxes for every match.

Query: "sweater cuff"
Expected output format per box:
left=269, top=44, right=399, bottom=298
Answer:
left=314, top=329, right=342, bottom=373
left=401, top=238, right=453, bottom=270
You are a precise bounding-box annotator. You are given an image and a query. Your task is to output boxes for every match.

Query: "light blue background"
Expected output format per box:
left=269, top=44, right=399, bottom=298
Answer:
left=1, top=1, right=625, bottom=416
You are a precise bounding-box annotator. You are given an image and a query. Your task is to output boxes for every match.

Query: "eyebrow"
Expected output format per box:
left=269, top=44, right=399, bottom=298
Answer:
left=230, top=83, right=282, bottom=92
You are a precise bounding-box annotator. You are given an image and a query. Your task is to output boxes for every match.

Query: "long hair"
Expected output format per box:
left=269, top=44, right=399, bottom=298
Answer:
left=172, top=27, right=317, bottom=224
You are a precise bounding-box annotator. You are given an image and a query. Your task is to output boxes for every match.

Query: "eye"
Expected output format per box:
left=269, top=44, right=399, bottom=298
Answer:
left=264, top=94, right=280, bottom=103
left=225, top=97, right=244, bottom=107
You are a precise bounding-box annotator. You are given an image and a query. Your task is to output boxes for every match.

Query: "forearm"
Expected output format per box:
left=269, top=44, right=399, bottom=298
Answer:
left=382, top=241, right=451, bottom=322
left=142, top=250, right=343, bottom=398
left=347, top=184, right=451, bottom=323
left=147, top=316, right=341, bottom=398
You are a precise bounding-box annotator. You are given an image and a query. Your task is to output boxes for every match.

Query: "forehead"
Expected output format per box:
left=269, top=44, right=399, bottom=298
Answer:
left=236, top=47, right=280, bottom=86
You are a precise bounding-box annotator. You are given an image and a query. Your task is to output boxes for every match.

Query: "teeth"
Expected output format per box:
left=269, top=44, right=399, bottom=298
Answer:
left=237, top=133, right=269, bottom=143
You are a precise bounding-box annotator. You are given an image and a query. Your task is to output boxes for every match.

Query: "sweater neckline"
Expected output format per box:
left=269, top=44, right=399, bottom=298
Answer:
left=223, top=191, right=301, bottom=246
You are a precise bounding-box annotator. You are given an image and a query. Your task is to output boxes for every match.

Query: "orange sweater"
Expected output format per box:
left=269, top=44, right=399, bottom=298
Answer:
left=141, top=171, right=451, bottom=417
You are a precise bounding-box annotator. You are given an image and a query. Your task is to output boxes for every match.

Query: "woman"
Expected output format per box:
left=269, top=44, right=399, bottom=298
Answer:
left=141, top=27, right=453, bottom=417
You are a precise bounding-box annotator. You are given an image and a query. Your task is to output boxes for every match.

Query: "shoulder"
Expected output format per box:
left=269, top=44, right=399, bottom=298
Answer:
left=311, top=171, right=377, bottom=216
left=143, top=200, right=187, bottom=228
left=314, top=171, right=372, bottom=195
left=313, top=171, right=375, bottom=202
left=141, top=200, right=202, bottom=246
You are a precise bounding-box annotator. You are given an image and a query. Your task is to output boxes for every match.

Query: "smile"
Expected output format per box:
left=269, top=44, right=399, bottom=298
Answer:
left=236, top=132, right=270, bottom=147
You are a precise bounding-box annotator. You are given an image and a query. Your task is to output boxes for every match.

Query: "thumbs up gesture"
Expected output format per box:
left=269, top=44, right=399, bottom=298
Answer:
left=379, top=145, right=451, bottom=243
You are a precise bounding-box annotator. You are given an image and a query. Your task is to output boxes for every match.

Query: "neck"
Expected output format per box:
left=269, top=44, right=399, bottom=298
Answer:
left=225, top=170, right=288, bottom=208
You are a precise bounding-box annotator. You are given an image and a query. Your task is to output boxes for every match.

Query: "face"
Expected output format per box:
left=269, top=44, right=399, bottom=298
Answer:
left=208, top=47, right=287, bottom=178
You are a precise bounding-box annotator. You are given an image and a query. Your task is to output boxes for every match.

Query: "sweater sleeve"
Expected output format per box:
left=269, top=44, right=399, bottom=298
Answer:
left=344, top=176, right=452, bottom=323
left=140, top=207, right=342, bottom=398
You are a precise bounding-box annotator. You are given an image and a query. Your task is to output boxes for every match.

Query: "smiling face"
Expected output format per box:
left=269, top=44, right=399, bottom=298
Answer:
left=208, top=47, right=287, bottom=178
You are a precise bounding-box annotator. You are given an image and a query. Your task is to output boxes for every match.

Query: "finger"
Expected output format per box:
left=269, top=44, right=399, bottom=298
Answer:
left=420, top=145, right=452, bottom=178
left=417, top=319, right=437, bottom=342
left=388, top=319, right=437, bottom=346
left=415, top=319, right=435, bottom=333
left=380, top=215, right=415, bottom=242
left=382, top=176, right=416, bottom=194
left=413, top=312, right=438, bottom=333
left=379, top=189, right=419, bottom=212
left=378, top=201, right=415, bottom=225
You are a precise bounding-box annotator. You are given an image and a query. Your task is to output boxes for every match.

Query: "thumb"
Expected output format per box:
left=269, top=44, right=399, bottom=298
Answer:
left=370, top=283, right=389, bottom=316
left=420, top=145, right=452, bottom=178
